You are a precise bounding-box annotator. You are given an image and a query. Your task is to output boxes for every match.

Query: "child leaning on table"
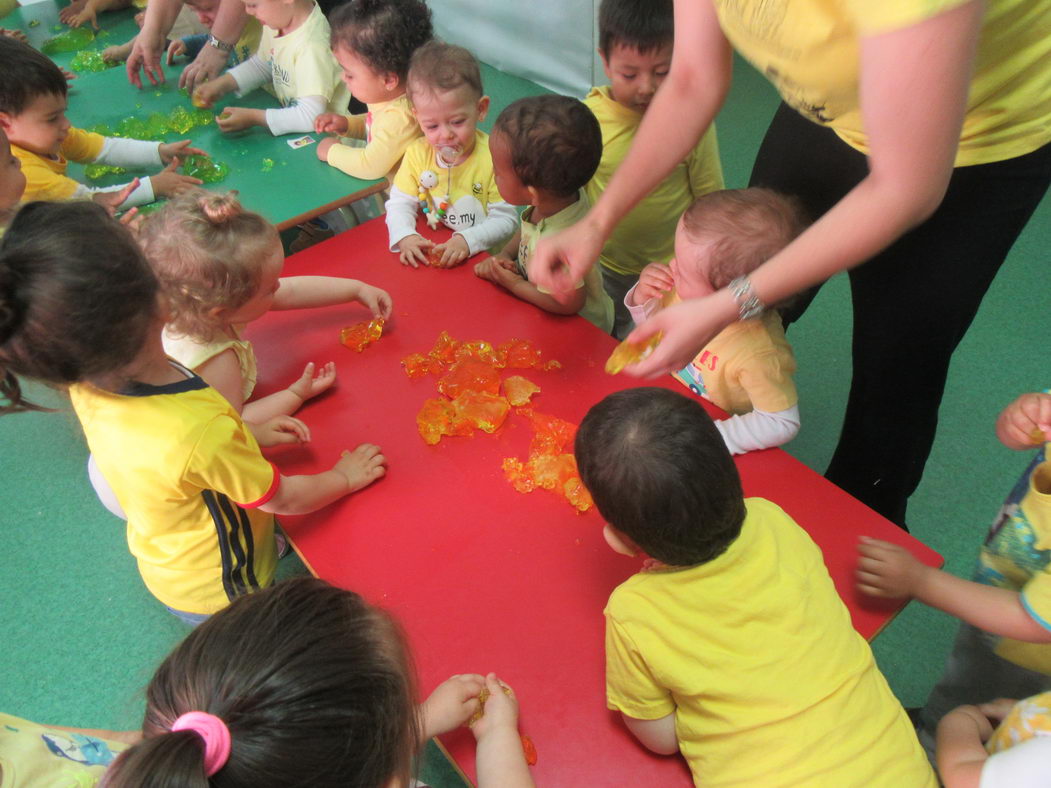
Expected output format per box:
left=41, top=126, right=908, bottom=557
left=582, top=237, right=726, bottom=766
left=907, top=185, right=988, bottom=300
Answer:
left=857, top=391, right=1051, bottom=753
left=193, top=0, right=350, bottom=135
left=143, top=189, right=391, bottom=424
left=0, top=202, right=386, bottom=625
left=474, top=95, right=614, bottom=334
left=385, top=41, right=517, bottom=268
left=100, top=578, right=535, bottom=788
left=586, top=0, right=723, bottom=338
left=0, top=37, right=202, bottom=208
left=626, top=188, right=805, bottom=454
left=314, top=0, right=431, bottom=182
left=575, top=387, right=936, bottom=788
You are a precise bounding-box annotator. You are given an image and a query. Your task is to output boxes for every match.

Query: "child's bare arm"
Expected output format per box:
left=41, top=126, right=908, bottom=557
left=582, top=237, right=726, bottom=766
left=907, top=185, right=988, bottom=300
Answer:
left=472, top=674, right=536, bottom=788
left=856, top=538, right=1051, bottom=642
left=498, top=228, right=522, bottom=261
left=474, top=258, right=585, bottom=316
left=244, top=362, right=337, bottom=422
left=194, top=348, right=247, bottom=412
left=622, top=712, right=678, bottom=756
left=997, top=392, right=1051, bottom=450
left=935, top=704, right=993, bottom=788
left=272, top=276, right=393, bottom=318
left=259, top=444, right=386, bottom=514
left=216, top=107, right=267, bottom=133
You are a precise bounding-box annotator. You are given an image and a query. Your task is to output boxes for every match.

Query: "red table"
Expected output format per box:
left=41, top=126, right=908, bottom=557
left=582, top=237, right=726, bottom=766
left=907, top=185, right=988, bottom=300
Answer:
left=247, top=217, right=942, bottom=787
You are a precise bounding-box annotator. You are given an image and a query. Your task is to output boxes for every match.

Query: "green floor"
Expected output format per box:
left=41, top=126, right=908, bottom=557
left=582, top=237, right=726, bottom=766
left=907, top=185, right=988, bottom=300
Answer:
left=1, top=55, right=1049, bottom=785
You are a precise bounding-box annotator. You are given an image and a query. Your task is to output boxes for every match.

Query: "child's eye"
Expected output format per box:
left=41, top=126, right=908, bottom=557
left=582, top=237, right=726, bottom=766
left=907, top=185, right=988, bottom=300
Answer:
left=620, top=73, right=637, bottom=81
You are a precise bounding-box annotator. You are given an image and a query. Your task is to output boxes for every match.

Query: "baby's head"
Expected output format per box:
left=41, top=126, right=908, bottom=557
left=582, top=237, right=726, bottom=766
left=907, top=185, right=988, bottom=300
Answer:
left=101, top=578, right=420, bottom=788
left=329, top=0, right=433, bottom=104
left=183, top=0, right=223, bottom=29
left=576, top=387, right=745, bottom=567
left=241, top=0, right=312, bottom=33
left=406, top=41, right=488, bottom=165
left=141, top=189, right=281, bottom=340
left=0, top=202, right=160, bottom=413
left=0, top=36, right=71, bottom=158
left=489, top=95, right=602, bottom=207
left=672, top=188, right=807, bottom=300
left=0, top=128, right=26, bottom=224
left=598, top=0, right=673, bottom=114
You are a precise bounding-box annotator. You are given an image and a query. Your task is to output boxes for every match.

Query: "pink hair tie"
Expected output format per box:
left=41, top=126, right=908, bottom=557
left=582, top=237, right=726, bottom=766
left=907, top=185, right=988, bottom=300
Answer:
left=171, top=711, right=231, bottom=776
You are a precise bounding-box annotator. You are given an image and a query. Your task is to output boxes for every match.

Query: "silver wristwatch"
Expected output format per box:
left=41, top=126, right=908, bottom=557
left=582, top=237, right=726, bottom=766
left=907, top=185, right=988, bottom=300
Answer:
left=207, top=34, right=234, bottom=53
left=728, top=275, right=765, bottom=321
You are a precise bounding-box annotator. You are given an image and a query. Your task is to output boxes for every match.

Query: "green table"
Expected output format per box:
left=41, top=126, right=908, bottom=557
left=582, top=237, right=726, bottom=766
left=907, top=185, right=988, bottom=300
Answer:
left=2, top=2, right=549, bottom=227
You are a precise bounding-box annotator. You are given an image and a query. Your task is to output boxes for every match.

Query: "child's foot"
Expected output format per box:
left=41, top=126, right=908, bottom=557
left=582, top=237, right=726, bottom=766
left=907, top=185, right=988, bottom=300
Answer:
left=336, top=444, right=387, bottom=493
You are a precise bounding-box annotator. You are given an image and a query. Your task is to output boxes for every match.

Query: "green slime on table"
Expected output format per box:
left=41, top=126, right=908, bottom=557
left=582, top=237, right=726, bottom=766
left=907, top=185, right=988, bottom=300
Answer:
left=41, top=27, right=94, bottom=54
left=183, top=155, right=230, bottom=184
left=70, top=49, right=119, bottom=73
left=83, top=163, right=127, bottom=180
left=261, top=157, right=274, bottom=172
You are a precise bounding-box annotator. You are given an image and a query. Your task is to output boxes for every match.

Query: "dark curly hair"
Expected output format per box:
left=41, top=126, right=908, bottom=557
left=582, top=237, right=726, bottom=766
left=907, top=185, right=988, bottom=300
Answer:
left=329, top=0, right=433, bottom=82
left=492, top=95, right=602, bottom=198
left=0, top=35, right=68, bottom=115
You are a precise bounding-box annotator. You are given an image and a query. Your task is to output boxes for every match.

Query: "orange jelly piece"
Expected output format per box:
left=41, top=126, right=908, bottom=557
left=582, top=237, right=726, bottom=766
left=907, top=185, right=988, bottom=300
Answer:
left=453, top=391, right=510, bottom=433
left=605, top=332, right=662, bottom=374
left=502, top=409, right=591, bottom=513
left=499, top=338, right=544, bottom=369
left=401, top=352, right=440, bottom=379
left=437, top=359, right=501, bottom=399
left=427, top=330, right=461, bottom=364
left=340, top=317, right=385, bottom=352
left=502, top=375, right=540, bottom=406
left=455, top=339, right=502, bottom=366
left=425, top=245, right=445, bottom=267
left=521, top=734, right=538, bottom=766
left=416, top=398, right=472, bottom=445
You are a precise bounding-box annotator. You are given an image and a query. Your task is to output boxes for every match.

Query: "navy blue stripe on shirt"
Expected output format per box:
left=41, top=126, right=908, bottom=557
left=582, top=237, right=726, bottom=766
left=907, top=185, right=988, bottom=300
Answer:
left=201, top=490, right=237, bottom=602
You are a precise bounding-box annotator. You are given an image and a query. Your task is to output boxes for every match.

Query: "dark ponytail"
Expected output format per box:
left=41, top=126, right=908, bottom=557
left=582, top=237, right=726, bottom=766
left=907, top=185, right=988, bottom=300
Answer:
left=0, top=202, right=159, bottom=413
left=102, top=578, right=420, bottom=788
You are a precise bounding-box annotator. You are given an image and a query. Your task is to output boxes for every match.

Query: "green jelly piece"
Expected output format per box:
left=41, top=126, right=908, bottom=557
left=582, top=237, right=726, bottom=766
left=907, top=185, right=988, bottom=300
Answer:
left=83, top=163, right=126, bottom=180
left=41, top=27, right=94, bottom=54
left=261, top=157, right=274, bottom=172
left=183, top=155, right=230, bottom=184
left=144, top=112, right=171, bottom=140
left=189, top=107, right=213, bottom=128
left=96, top=28, right=109, bottom=38
left=51, top=23, right=63, bottom=31
left=115, top=116, right=148, bottom=139
left=69, top=49, right=116, bottom=73
left=167, top=106, right=194, bottom=135
left=28, top=19, right=40, bottom=27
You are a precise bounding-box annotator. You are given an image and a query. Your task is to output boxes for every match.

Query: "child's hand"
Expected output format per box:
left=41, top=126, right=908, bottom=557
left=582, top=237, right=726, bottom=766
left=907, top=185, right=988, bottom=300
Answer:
left=118, top=206, right=143, bottom=233
left=61, top=67, right=77, bottom=82
left=251, top=415, right=311, bottom=447
left=216, top=107, right=261, bottom=133
left=855, top=537, right=929, bottom=599
left=287, top=361, right=337, bottom=402
left=158, top=139, right=205, bottom=165
left=333, top=444, right=387, bottom=493
left=151, top=159, right=203, bottom=197
left=977, top=698, right=1018, bottom=727
left=470, top=674, right=521, bottom=742
left=398, top=234, right=433, bottom=268
left=192, top=79, right=226, bottom=110
left=166, top=38, right=188, bottom=65
left=354, top=285, right=393, bottom=319
left=314, top=113, right=349, bottom=135
left=634, top=262, right=674, bottom=304
left=421, top=674, right=486, bottom=738
left=91, top=177, right=141, bottom=214
left=432, top=234, right=470, bottom=268
left=0, top=27, right=29, bottom=43
left=316, top=136, right=338, bottom=162
left=58, top=0, right=87, bottom=23
left=474, top=256, right=522, bottom=290
left=996, top=392, right=1051, bottom=450
left=66, top=5, right=100, bottom=29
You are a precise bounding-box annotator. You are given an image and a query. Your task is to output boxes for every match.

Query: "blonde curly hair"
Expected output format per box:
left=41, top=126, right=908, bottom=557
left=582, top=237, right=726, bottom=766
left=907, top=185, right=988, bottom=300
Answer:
left=141, top=190, right=280, bottom=340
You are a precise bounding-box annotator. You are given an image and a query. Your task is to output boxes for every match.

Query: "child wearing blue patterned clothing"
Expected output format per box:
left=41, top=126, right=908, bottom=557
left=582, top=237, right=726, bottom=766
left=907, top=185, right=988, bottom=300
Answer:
left=855, top=391, right=1051, bottom=755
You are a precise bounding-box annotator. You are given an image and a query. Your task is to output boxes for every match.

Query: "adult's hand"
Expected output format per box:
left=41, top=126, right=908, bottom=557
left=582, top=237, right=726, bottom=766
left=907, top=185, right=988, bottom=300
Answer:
left=126, top=23, right=166, bottom=86
left=179, top=43, right=229, bottom=92
left=621, top=289, right=737, bottom=378
left=528, top=214, right=608, bottom=300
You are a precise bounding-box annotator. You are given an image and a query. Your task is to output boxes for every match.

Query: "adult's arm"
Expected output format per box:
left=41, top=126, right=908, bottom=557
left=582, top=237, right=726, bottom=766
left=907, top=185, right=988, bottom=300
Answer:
left=179, top=0, right=248, bottom=91
left=126, top=0, right=182, bottom=87
left=624, top=0, right=984, bottom=377
left=529, top=0, right=733, bottom=295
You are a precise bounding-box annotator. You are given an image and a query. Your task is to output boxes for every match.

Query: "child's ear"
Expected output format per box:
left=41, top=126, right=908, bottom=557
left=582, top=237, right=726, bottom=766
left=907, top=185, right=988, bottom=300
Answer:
left=477, top=95, right=490, bottom=123
left=526, top=185, right=541, bottom=205
left=384, top=71, right=401, bottom=92
left=0, top=111, right=13, bottom=132
left=603, top=523, right=639, bottom=558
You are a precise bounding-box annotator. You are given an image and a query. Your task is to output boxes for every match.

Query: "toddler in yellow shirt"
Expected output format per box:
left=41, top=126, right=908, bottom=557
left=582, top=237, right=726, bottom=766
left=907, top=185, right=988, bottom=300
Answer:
left=384, top=41, right=517, bottom=268
left=0, top=37, right=203, bottom=208
left=586, top=0, right=723, bottom=338
left=574, top=387, right=937, bottom=788
left=314, top=0, right=432, bottom=183
left=626, top=188, right=806, bottom=454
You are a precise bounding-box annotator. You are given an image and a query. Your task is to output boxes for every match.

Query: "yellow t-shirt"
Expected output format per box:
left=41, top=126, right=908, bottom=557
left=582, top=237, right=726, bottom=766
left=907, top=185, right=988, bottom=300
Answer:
left=584, top=86, right=724, bottom=276
left=257, top=1, right=350, bottom=112
left=518, top=191, right=614, bottom=333
left=0, top=713, right=127, bottom=788
left=69, top=368, right=278, bottom=615
left=13, top=128, right=105, bottom=201
left=327, top=94, right=421, bottom=183
left=712, top=0, right=1051, bottom=167
left=392, top=130, right=503, bottom=233
left=662, top=292, right=797, bottom=414
left=605, top=497, right=936, bottom=788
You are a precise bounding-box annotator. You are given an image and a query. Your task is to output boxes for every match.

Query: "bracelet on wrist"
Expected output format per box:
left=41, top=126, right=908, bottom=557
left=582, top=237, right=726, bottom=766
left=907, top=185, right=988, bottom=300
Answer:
left=207, top=34, right=234, bottom=53
left=728, top=275, right=765, bottom=321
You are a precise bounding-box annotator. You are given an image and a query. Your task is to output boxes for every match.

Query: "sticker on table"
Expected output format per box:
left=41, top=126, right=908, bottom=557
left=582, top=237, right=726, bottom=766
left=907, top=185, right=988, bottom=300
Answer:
left=287, top=135, right=316, bottom=149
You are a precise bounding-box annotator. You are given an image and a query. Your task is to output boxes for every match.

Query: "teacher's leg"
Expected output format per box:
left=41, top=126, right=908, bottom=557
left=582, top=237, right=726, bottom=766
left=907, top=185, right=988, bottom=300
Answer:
left=826, top=142, right=1051, bottom=525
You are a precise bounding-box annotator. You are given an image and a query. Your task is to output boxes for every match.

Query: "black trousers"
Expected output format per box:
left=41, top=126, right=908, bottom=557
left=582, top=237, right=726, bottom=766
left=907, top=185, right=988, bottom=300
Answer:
left=749, top=103, right=1051, bottom=526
